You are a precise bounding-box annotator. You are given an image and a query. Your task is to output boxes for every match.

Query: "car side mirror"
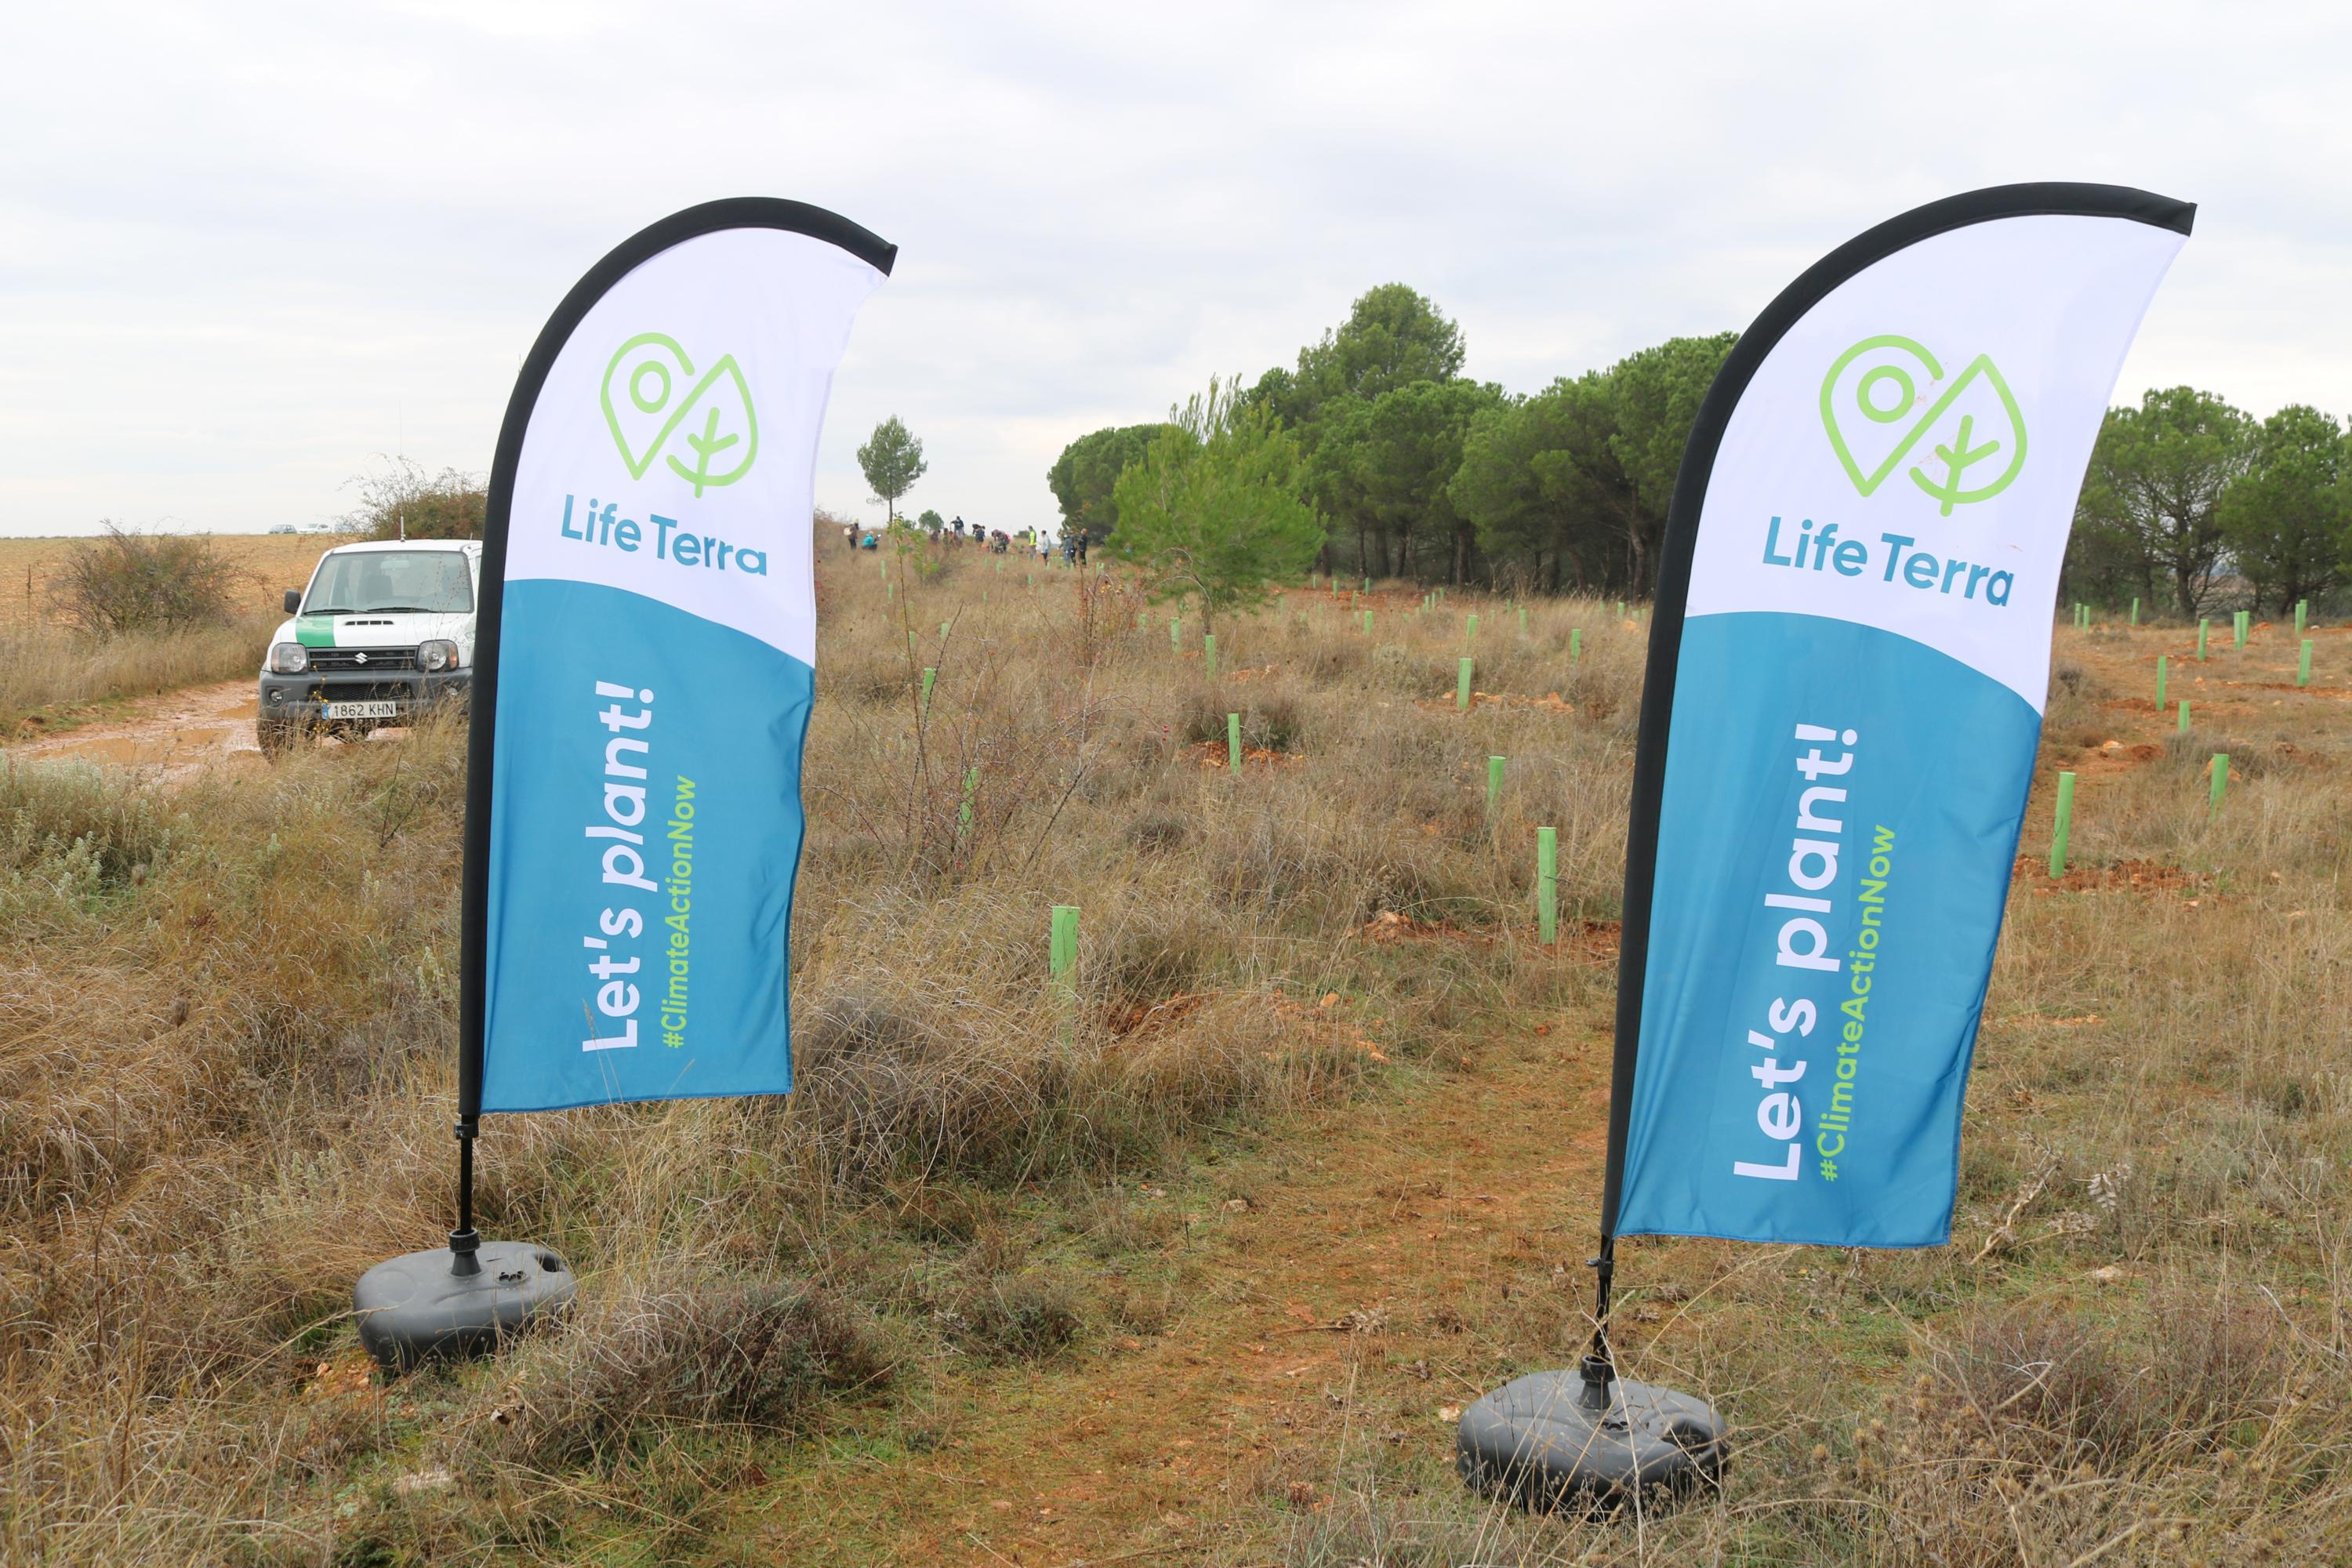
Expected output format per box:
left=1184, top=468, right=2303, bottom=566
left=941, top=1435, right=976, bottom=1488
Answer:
left=284, top=589, right=301, bottom=614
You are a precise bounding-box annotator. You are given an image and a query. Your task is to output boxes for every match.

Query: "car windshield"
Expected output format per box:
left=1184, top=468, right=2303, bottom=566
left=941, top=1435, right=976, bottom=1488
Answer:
left=303, top=550, right=473, bottom=615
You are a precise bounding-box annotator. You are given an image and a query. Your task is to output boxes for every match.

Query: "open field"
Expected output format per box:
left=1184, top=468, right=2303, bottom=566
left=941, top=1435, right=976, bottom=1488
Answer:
left=0, top=533, right=360, bottom=737
left=0, top=533, right=355, bottom=628
left=2, top=553, right=2347, bottom=1566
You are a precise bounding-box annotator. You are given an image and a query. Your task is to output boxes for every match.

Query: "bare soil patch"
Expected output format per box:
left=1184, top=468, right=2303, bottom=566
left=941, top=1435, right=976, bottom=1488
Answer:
left=745, top=1020, right=1613, bottom=1563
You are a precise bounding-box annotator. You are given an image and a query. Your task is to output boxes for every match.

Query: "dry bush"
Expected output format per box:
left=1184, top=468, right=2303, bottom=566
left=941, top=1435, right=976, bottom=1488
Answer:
left=49, top=524, right=251, bottom=637
left=1926, top=1299, right=2259, bottom=1461
left=345, top=456, right=486, bottom=540
left=473, top=1278, right=890, bottom=1472
left=928, top=1268, right=1086, bottom=1361
left=1052, top=557, right=1148, bottom=668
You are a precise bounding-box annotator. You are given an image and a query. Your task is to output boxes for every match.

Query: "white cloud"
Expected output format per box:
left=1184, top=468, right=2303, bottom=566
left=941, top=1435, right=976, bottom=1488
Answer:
left=2, top=0, right=2344, bottom=535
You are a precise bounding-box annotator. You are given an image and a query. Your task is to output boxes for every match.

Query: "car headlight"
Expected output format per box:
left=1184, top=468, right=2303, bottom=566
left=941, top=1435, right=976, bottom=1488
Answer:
left=269, top=642, right=309, bottom=674
left=420, top=639, right=460, bottom=673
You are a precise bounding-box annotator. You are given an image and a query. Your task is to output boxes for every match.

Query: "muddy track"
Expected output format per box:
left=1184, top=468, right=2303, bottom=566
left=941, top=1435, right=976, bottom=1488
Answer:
left=2, top=678, right=414, bottom=784
left=5, top=680, right=265, bottom=781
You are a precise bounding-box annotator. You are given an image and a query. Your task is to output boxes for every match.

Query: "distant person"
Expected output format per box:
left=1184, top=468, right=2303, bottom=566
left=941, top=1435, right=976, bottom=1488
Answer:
left=842, top=523, right=855, bottom=550
left=1076, top=533, right=1089, bottom=565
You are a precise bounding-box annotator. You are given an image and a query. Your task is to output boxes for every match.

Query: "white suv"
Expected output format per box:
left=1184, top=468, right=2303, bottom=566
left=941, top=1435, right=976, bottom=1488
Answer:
left=257, top=539, right=481, bottom=756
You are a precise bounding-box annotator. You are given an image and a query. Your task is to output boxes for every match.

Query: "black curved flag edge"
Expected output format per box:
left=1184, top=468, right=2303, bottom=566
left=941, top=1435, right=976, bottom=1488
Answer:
left=1588, top=182, right=2194, bottom=1343
left=446, top=199, right=895, bottom=1256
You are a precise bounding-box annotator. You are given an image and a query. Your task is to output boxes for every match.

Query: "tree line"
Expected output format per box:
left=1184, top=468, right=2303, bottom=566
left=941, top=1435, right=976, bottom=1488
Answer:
left=1054, top=285, right=2350, bottom=612
left=1050, top=285, right=1734, bottom=597
left=2064, top=390, right=2352, bottom=617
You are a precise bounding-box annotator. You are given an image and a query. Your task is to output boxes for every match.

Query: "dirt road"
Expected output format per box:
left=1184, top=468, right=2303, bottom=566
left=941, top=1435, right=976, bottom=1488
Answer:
left=4, top=679, right=269, bottom=782
left=739, top=1013, right=1620, bottom=1564
left=5, top=672, right=432, bottom=782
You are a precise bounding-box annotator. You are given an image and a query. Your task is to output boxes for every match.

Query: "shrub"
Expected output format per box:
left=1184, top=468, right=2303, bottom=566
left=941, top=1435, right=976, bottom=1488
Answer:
left=482, top=1279, right=889, bottom=1471
left=1127, top=811, right=1188, bottom=852
left=938, top=1270, right=1084, bottom=1361
left=1174, top=685, right=1305, bottom=753
left=1241, top=690, right=1305, bottom=750
left=1933, top=1304, right=2143, bottom=1457
left=1370, top=642, right=1432, bottom=690
left=49, top=524, right=247, bottom=637
left=1096, top=901, right=1221, bottom=1007
left=1177, top=686, right=1228, bottom=744
left=344, top=457, right=485, bottom=540
left=1929, top=1290, right=2291, bottom=1463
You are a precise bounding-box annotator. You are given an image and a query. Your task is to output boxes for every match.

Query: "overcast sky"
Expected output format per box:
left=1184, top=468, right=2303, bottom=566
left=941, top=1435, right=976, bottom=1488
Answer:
left=2, top=1, right=2345, bottom=537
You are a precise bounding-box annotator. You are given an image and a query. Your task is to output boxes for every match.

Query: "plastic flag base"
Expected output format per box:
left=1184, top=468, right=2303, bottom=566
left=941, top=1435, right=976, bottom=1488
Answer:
left=1457, top=1360, right=1726, bottom=1510
left=354, top=1240, right=576, bottom=1374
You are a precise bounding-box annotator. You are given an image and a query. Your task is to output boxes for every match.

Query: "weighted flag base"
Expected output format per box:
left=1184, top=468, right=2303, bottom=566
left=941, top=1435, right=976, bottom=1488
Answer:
left=1457, top=1358, right=1726, bottom=1509
left=354, top=1239, right=576, bottom=1374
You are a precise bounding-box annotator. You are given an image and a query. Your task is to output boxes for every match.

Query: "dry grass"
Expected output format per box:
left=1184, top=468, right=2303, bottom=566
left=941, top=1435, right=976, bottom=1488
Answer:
left=0, top=554, right=1638, bottom=1563
left=1255, top=630, right=2352, bottom=1567
left=1, top=554, right=2345, bottom=1564
left=0, top=615, right=278, bottom=725
left=0, top=532, right=353, bottom=725
left=0, top=533, right=348, bottom=628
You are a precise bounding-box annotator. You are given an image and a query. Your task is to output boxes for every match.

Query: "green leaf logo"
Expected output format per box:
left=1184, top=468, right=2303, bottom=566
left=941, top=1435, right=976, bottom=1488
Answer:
left=1819, top=335, right=2027, bottom=516
left=599, top=333, right=760, bottom=498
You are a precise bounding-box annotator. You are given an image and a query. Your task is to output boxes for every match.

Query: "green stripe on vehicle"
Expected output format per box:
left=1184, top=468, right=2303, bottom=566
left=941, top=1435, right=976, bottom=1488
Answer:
left=296, top=615, right=337, bottom=648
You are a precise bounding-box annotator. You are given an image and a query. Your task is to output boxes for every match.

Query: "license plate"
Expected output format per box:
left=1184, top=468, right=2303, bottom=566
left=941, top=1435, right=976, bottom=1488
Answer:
left=323, top=701, right=398, bottom=720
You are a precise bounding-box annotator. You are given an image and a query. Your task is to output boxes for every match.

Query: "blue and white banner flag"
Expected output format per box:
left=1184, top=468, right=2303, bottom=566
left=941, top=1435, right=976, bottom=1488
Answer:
left=1606, top=185, right=2190, bottom=1247
left=463, top=201, right=894, bottom=1113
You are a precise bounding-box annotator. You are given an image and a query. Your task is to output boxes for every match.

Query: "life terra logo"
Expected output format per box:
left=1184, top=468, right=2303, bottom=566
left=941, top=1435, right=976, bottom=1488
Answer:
left=601, top=333, right=760, bottom=497
left=1820, top=336, right=2026, bottom=516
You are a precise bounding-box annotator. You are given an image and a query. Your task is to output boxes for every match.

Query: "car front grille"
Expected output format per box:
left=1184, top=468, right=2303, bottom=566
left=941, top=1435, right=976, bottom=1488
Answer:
left=308, top=647, right=418, bottom=672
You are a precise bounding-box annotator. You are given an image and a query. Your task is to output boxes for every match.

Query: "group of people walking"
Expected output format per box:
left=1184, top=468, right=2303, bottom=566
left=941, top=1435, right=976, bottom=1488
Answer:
left=837, top=514, right=1089, bottom=564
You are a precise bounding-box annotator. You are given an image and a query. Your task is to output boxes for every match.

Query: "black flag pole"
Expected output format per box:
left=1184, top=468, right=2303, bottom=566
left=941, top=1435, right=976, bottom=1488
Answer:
left=1585, top=471, right=1700, bottom=1388
left=1458, top=182, right=2195, bottom=1511
left=350, top=192, right=565, bottom=1370
left=445, top=370, right=511, bottom=1282
left=349, top=493, right=570, bottom=1363
left=351, top=197, right=898, bottom=1375
left=1585, top=180, right=2201, bottom=1390
left=1450, top=323, right=1733, bottom=1509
